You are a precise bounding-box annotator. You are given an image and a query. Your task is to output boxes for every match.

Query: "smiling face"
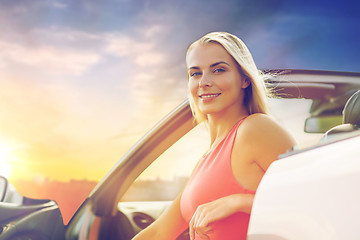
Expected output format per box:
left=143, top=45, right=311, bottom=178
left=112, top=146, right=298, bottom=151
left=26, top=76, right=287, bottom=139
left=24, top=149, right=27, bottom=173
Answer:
left=187, top=42, right=249, bottom=118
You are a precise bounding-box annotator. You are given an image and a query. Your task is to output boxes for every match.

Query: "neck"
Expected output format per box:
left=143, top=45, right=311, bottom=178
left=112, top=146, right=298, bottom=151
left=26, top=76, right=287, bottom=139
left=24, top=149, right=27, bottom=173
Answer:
left=207, top=108, right=249, bottom=148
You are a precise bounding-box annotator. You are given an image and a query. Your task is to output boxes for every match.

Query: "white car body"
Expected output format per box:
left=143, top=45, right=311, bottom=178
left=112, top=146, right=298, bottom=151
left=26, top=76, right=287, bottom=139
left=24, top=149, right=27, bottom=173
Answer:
left=248, top=134, right=360, bottom=240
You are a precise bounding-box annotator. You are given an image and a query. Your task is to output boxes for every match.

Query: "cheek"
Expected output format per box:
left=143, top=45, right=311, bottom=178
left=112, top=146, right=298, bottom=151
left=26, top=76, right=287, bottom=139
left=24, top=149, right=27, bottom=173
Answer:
left=188, top=80, right=198, bottom=97
left=220, top=75, right=243, bottom=91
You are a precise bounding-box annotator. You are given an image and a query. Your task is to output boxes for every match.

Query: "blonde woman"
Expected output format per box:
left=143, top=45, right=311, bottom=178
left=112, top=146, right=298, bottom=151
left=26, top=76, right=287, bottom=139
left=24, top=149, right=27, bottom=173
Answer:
left=133, top=32, right=295, bottom=240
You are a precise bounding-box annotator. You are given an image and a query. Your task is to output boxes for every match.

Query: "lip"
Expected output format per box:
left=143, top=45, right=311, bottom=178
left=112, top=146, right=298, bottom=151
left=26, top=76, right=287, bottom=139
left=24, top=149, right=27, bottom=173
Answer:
left=199, top=93, right=221, bottom=102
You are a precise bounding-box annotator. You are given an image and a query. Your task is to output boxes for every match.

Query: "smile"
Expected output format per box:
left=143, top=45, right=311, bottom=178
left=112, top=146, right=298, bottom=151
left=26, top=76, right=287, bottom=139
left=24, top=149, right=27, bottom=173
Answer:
left=199, top=93, right=221, bottom=99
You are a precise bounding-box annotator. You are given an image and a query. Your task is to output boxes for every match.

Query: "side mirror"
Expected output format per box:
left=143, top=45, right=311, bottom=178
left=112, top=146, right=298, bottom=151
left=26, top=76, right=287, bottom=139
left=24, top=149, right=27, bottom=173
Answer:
left=304, top=115, right=343, bottom=133
left=0, top=176, right=9, bottom=202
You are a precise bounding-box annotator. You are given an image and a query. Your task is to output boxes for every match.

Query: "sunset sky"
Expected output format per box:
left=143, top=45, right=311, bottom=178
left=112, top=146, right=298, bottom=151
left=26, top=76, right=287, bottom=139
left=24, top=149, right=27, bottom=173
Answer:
left=1, top=0, right=359, bottom=182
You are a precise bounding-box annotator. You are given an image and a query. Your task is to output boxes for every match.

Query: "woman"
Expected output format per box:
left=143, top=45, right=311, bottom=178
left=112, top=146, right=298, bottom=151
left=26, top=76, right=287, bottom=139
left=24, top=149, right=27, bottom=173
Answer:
left=132, top=32, right=295, bottom=240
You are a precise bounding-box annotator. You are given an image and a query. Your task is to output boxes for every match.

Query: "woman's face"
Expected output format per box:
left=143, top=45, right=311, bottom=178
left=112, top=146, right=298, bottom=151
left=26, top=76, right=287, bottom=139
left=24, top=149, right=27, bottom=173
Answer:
left=187, top=42, right=249, bottom=117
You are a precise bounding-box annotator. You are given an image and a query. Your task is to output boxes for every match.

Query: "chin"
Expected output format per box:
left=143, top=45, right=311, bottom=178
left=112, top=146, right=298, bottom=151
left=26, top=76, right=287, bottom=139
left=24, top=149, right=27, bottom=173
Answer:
left=198, top=106, right=221, bottom=115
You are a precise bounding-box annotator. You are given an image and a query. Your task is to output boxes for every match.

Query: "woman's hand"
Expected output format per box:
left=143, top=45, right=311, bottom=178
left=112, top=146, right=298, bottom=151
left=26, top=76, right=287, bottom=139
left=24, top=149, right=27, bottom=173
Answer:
left=189, top=194, right=254, bottom=240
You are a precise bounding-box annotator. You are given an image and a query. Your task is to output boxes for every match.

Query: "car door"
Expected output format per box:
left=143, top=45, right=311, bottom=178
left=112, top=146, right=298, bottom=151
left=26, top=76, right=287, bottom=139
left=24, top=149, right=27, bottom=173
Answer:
left=0, top=178, right=66, bottom=240
left=248, top=134, right=360, bottom=240
left=65, top=99, right=207, bottom=240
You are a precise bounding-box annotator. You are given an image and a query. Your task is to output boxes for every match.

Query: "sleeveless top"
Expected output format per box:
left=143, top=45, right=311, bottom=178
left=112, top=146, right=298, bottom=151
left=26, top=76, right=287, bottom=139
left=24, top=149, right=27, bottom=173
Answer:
left=180, top=118, right=256, bottom=240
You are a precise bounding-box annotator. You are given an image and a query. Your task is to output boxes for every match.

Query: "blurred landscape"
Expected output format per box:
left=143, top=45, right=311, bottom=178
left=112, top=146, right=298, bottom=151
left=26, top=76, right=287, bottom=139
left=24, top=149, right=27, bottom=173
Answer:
left=13, top=178, right=97, bottom=224
left=12, top=176, right=188, bottom=224
left=121, top=176, right=188, bottom=202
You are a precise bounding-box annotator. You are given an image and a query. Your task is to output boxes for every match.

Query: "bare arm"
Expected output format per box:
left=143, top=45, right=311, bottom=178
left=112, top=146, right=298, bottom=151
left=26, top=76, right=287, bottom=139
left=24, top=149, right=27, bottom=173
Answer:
left=132, top=193, right=188, bottom=240
left=240, top=113, right=296, bottom=172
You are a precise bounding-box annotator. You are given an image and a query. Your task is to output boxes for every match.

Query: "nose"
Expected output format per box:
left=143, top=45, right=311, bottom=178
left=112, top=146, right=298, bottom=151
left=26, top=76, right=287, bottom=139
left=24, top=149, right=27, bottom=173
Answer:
left=199, top=73, right=213, bottom=88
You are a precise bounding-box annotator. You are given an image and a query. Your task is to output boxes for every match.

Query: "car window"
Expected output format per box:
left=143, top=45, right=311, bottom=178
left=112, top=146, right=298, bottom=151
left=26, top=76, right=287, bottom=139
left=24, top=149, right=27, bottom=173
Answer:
left=121, top=123, right=210, bottom=202
left=269, top=98, right=323, bottom=148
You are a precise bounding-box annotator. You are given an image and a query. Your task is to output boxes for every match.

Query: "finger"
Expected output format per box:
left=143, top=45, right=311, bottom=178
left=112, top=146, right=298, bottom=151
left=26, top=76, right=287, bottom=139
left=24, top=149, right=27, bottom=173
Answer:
left=189, top=223, right=195, bottom=240
left=202, top=225, right=214, bottom=234
left=189, top=214, right=196, bottom=240
left=194, top=223, right=212, bottom=240
left=192, top=220, right=212, bottom=239
left=195, top=230, right=210, bottom=240
left=190, top=205, right=212, bottom=239
left=189, top=211, right=201, bottom=240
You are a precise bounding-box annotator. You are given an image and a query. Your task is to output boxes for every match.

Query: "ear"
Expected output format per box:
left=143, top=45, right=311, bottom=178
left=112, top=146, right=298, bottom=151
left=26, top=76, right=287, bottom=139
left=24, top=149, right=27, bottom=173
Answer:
left=241, top=78, right=251, bottom=89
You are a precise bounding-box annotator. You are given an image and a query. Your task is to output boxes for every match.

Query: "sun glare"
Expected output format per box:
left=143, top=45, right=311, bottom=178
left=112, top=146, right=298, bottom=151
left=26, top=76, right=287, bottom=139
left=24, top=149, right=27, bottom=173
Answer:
left=0, top=146, right=14, bottom=178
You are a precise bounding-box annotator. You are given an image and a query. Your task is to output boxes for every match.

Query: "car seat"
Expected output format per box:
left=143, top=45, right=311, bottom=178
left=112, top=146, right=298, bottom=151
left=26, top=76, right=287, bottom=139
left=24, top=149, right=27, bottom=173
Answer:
left=321, top=90, right=360, bottom=142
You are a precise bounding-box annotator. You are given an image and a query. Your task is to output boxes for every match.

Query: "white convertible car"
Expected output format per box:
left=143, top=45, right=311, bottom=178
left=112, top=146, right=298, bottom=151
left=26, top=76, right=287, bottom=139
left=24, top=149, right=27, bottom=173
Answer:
left=0, top=69, right=359, bottom=240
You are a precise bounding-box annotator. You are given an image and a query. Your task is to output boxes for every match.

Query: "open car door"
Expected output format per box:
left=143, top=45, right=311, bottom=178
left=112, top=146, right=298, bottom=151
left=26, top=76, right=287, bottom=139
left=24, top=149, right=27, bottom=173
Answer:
left=0, top=176, right=66, bottom=240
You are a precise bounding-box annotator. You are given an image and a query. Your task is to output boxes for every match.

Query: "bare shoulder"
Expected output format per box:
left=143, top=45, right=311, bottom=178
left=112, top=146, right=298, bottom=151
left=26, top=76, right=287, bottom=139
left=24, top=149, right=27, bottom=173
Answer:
left=239, top=113, right=294, bottom=143
left=234, top=113, right=296, bottom=171
left=243, top=113, right=282, bottom=128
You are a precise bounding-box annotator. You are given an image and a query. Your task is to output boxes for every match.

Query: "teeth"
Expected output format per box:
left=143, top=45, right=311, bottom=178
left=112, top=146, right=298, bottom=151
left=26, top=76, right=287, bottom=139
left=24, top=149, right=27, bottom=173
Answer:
left=200, top=94, right=220, bottom=98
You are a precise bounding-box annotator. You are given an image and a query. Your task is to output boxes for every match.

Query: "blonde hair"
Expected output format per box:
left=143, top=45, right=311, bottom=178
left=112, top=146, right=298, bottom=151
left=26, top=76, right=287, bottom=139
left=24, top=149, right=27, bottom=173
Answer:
left=186, top=32, right=272, bottom=124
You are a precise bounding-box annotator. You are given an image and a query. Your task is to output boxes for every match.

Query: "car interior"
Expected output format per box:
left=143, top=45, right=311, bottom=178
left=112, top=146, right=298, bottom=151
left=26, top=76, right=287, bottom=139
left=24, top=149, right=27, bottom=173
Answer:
left=321, top=90, right=360, bottom=142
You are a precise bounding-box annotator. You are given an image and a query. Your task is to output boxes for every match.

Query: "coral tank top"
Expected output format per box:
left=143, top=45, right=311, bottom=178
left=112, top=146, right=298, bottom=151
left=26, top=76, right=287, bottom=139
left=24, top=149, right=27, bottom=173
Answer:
left=180, top=118, right=255, bottom=240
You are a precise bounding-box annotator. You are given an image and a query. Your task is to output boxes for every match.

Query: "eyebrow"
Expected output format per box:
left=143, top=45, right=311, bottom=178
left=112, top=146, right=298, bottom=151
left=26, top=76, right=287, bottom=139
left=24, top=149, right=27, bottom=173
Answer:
left=210, top=61, right=230, bottom=68
left=189, top=61, right=230, bottom=70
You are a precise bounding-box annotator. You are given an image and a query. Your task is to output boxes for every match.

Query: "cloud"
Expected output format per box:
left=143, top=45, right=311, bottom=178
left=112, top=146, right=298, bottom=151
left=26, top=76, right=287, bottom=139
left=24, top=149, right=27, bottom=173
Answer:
left=105, top=34, right=152, bottom=56
left=52, top=1, right=68, bottom=9
left=101, top=28, right=185, bottom=108
left=135, top=24, right=168, bottom=39
left=104, top=32, right=166, bottom=67
left=135, top=51, right=165, bottom=67
left=0, top=23, right=182, bottom=133
left=0, top=40, right=99, bottom=75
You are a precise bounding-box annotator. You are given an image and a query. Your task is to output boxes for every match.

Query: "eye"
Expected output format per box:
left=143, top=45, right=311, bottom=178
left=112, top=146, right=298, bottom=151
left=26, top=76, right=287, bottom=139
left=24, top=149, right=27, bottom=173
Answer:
left=190, top=71, right=202, bottom=77
left=213, top=68, right=226, bottom=73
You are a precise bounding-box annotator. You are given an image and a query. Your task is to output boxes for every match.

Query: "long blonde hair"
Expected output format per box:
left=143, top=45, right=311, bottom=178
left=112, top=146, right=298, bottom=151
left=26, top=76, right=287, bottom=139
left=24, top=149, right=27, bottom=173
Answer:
left=186, top=32, right=272, bottom=124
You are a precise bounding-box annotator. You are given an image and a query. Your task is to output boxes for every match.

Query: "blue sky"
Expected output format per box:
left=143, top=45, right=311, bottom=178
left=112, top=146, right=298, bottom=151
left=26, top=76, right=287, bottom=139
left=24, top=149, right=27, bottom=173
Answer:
left=0, top=0, right=359, bottom=181
left=2, top=0, right=359, bottom=69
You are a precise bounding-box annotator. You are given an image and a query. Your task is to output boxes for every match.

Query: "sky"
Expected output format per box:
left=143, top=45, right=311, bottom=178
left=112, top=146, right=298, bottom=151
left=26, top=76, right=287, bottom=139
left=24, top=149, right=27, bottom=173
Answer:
left=0, top=0, right=359, bottom=182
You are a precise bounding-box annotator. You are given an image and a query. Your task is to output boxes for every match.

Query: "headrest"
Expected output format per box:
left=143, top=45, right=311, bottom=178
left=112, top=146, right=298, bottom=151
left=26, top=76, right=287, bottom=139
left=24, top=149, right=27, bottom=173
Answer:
left=320, top=90, right=360, bottom=143
left=325, top=123, right=358, bottom=135
left=343, top=90, right=360, bottom=126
